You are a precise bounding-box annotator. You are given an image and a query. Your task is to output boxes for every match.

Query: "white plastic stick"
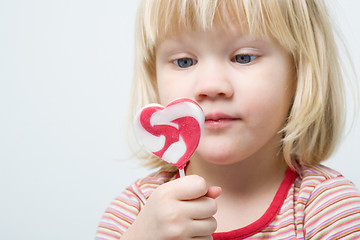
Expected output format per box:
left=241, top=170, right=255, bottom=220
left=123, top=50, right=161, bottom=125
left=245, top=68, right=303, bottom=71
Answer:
left=179, top=168, right=185, bottom=178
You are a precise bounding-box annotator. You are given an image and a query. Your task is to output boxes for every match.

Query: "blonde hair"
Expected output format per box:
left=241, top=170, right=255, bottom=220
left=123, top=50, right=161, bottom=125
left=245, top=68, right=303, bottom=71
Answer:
left=128, top=0, right=346, bottom=171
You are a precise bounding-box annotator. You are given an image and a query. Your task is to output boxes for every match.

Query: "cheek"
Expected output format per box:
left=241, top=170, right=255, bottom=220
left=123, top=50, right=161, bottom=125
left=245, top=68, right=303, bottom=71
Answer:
left=156, top=69, right=194, bottom=105
left=156, top=60, right=174, bottom=104
left=157, top=81, right=186, bottom=105
left=244, top=72, right=293, bottom=128
left=156, top=69, right=177, bottom=104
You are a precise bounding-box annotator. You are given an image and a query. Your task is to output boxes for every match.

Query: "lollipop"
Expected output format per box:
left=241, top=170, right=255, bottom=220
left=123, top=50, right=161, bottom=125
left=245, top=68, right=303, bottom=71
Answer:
left=134, top=98, right=205, bottom=177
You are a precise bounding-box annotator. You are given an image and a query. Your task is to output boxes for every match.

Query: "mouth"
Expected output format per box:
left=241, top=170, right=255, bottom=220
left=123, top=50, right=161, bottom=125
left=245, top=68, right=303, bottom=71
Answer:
left=204, top=113, right=241, bottom=129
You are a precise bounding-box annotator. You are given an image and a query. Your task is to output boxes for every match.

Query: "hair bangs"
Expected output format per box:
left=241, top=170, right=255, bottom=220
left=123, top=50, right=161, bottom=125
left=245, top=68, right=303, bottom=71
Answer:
left=140, top=0, right=296, bottom=56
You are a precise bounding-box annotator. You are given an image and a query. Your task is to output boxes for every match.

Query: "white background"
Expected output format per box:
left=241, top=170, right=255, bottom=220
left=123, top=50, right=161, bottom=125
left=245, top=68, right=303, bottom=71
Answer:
left=0, top=0, right=359, bottom=239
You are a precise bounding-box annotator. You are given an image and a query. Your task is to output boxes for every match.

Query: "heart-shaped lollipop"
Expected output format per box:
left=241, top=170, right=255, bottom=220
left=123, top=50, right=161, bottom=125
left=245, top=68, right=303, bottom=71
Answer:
left=134, top=98, right=204, bottom=177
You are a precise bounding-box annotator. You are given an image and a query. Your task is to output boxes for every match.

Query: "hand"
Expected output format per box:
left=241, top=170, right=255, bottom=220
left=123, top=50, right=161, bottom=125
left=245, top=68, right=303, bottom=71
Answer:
left=122, top=175, right=222, bottom=240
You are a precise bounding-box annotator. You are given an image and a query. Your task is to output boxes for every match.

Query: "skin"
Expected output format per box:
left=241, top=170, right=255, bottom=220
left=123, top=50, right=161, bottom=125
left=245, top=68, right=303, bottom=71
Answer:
left=122, top=176, right=221, bottom=240
left=123, top=28, right=295, bottom=239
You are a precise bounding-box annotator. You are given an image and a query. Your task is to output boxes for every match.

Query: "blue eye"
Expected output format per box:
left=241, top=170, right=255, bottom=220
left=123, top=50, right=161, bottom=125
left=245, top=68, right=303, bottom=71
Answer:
left=173, top=58, right=197, bottom=68
left=233, top=55, right=257, bottom=64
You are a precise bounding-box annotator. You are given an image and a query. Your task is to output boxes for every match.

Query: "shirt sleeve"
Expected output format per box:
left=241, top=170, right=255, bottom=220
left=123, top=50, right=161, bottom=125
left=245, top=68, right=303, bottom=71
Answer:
left=95, top=180, right=147, bottom=240
left=304, top=176, right=360, bottom=239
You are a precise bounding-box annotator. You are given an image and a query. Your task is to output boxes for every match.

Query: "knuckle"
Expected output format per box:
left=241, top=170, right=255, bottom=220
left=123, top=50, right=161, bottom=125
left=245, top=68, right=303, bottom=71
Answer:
left=157, top=207, right=186, bottom=239
left=209, top=217, right=217, bottom=233
left=192, top=175, right=207, bottom=192
left=155, top=183, right=173, bottom=199
left=202, top=197, right=217, bottom=216
left=210, top=198, right=218, bottom=212
left=163, top=225, right=185, bottom=240
left=164, top=207, right=181, bottom=223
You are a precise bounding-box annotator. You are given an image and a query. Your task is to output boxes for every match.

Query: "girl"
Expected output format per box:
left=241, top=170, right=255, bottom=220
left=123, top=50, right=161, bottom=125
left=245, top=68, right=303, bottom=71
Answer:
left=96, top=0, right=360, bottom=239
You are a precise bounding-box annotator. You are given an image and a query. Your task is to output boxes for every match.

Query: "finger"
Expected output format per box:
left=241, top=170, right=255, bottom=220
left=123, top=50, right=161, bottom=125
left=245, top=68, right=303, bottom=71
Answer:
left=188, top=217, right=217, bottom=238
left=166, top=175, right=208, bottom=200
left=182, top=197, right=217, bottom=220
left=205, top=186, right=222, bottom=199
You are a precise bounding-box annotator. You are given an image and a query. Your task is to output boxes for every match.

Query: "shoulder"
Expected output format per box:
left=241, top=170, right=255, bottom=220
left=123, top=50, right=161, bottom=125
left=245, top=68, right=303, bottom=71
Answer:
left=295, top=164, right=360, bottom=206
left=295, top=164, right=360, bottom=239
left=295, top=164, right=358, bottom=192
left=299, top=164, right=346, bottom=181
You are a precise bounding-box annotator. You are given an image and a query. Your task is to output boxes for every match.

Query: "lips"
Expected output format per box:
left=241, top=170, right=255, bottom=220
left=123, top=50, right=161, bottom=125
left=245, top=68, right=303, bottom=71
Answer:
left=204, top=113, right=241, bottom=129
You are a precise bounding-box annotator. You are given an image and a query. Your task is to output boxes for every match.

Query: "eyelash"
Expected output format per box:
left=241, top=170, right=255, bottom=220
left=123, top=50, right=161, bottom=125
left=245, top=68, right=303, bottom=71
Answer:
left=172, top=54, right=257, bottom=68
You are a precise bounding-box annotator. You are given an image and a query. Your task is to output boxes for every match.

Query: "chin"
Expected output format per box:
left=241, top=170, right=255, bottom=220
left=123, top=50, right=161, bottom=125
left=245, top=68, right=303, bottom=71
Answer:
left=195, top=148, right=240, bottom=166
left=197, top=139, right=241, bottom=160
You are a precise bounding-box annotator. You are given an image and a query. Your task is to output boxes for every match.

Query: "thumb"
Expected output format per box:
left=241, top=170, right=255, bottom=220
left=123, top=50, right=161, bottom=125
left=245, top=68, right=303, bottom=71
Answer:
left=206, top=186, right=222, bottom=199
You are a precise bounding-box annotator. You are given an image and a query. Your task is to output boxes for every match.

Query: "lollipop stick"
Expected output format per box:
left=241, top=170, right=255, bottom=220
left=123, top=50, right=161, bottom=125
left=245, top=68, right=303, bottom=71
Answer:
left=179, top=168, right=185, bottom=178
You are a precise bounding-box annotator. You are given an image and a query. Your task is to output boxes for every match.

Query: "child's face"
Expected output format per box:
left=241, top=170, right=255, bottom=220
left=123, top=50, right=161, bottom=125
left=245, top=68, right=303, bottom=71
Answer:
left=155, top=29, right=295, bottom=166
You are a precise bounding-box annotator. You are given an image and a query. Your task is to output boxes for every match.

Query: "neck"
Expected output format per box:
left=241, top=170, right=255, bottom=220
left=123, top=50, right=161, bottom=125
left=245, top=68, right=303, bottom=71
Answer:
left=186, top=152, right=288, bottom=195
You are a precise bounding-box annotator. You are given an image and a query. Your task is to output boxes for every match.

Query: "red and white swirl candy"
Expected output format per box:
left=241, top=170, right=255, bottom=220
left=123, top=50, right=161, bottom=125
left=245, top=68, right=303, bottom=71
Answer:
left=134, top=98, right=204, bottom=176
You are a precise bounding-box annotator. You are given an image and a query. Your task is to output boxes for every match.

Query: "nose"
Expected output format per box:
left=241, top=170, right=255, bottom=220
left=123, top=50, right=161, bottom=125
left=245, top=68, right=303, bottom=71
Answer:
left=193, top=62, right=234, bottom=101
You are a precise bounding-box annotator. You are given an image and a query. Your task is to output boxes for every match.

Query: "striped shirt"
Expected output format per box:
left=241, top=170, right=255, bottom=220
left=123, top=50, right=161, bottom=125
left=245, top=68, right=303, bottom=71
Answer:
left=96, top=165, right=360, bottom=239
